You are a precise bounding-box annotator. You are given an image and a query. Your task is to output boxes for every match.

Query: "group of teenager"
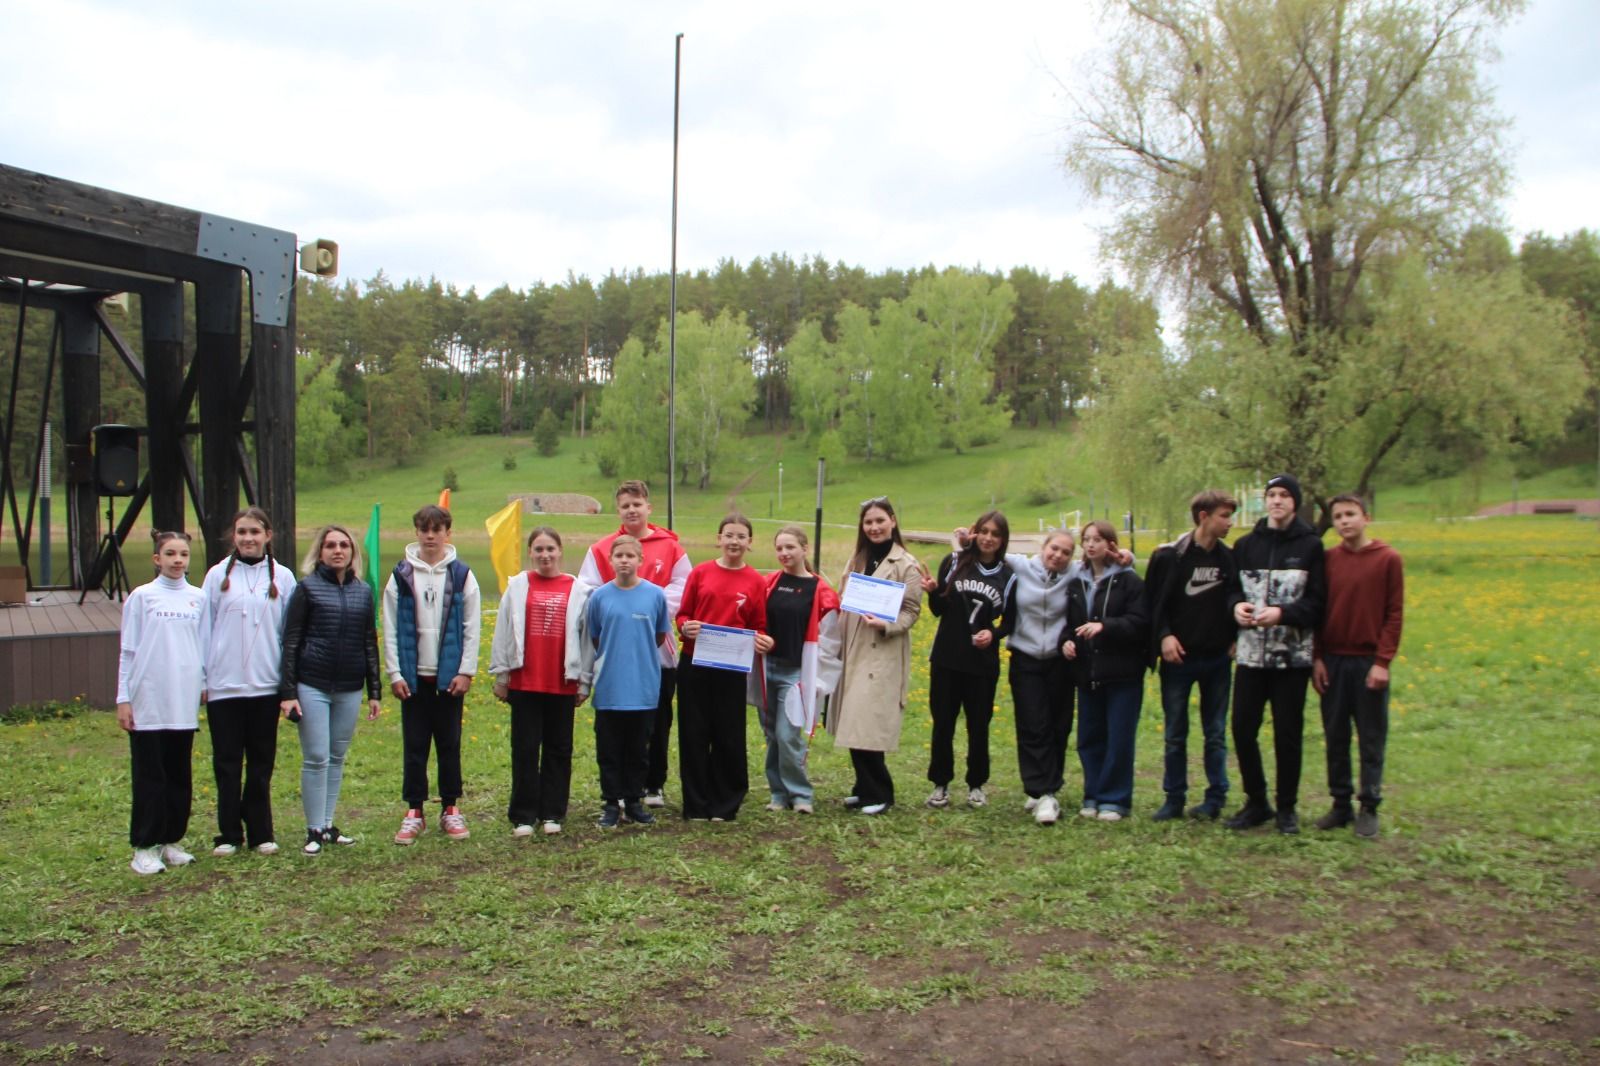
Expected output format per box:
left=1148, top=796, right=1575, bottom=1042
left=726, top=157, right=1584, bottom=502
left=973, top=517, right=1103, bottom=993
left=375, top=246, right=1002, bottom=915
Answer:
left=113, top=473, right=1403, bottom=875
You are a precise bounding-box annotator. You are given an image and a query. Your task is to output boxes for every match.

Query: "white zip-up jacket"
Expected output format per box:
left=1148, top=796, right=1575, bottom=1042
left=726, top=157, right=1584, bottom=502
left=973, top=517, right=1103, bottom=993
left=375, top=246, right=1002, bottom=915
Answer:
left=488, top=571, right=594, bottom=697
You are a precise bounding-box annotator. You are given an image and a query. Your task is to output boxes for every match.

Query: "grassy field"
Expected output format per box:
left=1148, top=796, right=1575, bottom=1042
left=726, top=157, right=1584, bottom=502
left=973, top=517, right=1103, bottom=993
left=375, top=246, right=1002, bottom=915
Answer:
left=1, top=515, right=1596, bottom=1063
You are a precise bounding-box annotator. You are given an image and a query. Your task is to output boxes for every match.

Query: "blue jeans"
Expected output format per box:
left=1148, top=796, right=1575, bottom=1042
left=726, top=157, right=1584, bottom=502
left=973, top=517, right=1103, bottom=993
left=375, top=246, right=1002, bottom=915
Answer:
left=296, top=684, right=361, bottom=829
left=1159, top=653, right=1232, bottom=808
left=1076, top=680, right=1143, bottom=814
left=762, top=661, right=814, bottom=806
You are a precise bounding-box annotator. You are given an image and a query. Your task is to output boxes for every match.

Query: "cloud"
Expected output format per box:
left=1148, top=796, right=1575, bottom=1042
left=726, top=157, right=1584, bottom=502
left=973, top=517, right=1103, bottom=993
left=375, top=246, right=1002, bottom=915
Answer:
left=2, top=0, right=1595, bottom=296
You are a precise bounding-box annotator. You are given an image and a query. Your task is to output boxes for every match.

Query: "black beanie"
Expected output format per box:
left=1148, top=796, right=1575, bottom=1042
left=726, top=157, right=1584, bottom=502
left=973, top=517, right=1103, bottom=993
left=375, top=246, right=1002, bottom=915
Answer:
left=1265, top=473, right=1303, bottom=512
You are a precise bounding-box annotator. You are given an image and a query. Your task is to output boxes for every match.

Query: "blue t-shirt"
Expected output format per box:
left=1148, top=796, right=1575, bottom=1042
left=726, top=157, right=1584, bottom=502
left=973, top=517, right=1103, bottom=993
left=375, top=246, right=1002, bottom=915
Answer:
left=585, top=581, right=671, bottom=711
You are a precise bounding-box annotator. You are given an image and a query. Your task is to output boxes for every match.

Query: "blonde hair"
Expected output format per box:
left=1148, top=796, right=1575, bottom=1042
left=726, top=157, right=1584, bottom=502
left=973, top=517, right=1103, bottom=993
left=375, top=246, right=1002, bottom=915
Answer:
left=610, top=533, right=642, bottom=558
left=302, top=523, right=364, bottom=581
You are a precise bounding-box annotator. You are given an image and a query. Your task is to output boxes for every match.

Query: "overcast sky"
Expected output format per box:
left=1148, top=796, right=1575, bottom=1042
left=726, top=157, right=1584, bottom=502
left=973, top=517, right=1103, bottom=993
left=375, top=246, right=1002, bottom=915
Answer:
left=4, top=0, right=1597, bottom=294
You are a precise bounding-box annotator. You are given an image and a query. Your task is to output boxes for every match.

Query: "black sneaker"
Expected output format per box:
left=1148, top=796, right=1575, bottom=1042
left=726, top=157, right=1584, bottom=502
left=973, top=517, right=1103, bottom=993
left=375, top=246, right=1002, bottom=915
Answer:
left=1275, top=808, right=1300, bottom=835
left=322, top=825, right=355, bottom=846
left=597, top=803, right=622, bottom=829
left=1225, top=801, right=1274, bottom=830
left=1354, top=808, right=1380, bottom=839
left=1314, top=804, right=1354, bottom=831
left=1152, top=798, right=1185, bottom=822
left=623, top=801, right=655, bottom=826
left=1187, top=802, right=1222, bottom=821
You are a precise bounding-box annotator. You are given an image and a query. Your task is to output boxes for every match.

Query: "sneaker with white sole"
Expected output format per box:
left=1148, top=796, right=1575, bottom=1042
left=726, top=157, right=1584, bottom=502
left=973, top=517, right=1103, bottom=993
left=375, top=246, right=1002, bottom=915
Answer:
left=1096, top=809, right=1124, bottom=822
left=765, top=801, right=787, bottom=812
left=512, top=823, right=535, bottom=838
left=925, top=786, right=951, bottom=809
left=1078, top=804, right=1098, bottom=819
left=793, top=802, right=814, bottom=815
left=130, top=847, right=166, bottom=876
left=643, top=790, right=666, bottom=808
left=440, top=806, right=470, bottom=840
left=255, top=842, right=280, bottom=856
left=303, top=829, right=323, bottom=855
left=1034, top=795, right=1061, bottom=826
left=212, top=843, right=239, bottom=857
left=542, top=821, right=562, bottom=836
left=322, top=826, right=355, bottom=846
left=161, top=843, right=195, bottom=866
left=967, top=787, right=988, bottom=809
left=860, top=802, right=890, bottom=815
left=1023, top=796, right=1040, bottom=813
left=394, top=809, right=425, bottom=846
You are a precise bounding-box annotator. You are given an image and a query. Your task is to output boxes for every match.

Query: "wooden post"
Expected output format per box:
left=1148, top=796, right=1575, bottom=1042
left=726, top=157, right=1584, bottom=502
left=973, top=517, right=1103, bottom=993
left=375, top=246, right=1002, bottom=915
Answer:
left=195, top=270, right=241, bottom=568
left=253, top=283, right=296, bottom=567
left=59, top=303, right=100, bottom=585
left=141, top=283, right=186, bottom=537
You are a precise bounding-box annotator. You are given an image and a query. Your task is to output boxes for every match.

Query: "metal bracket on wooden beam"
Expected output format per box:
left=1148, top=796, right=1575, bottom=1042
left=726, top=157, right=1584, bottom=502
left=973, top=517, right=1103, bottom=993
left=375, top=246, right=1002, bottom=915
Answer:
left=195, top=214, right=296, bottom=328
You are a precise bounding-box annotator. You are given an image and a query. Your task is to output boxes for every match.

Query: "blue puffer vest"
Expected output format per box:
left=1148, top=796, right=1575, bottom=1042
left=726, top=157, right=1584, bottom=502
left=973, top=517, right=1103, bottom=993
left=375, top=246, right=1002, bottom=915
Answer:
left=392, top=558, right=470, bottom=691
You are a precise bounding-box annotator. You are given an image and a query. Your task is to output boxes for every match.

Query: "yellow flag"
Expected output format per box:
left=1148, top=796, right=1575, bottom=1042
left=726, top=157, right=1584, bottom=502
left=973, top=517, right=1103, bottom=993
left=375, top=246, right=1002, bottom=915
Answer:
left=485, top=499, right=522, bottom=595
left=438, top=488, right=451, bottom=511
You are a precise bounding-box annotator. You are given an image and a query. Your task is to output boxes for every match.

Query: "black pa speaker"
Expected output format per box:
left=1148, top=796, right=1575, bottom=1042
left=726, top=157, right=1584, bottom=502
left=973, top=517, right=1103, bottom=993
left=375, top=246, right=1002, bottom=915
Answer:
left=92, top=424, right=139, bottom=496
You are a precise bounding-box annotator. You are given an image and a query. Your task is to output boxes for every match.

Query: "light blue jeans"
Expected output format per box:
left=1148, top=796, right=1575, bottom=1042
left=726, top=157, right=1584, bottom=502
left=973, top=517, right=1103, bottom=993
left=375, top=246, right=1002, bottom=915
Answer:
left=297, top=684, right=361, bottom=830
left=762, top=661, right=814, bottom=806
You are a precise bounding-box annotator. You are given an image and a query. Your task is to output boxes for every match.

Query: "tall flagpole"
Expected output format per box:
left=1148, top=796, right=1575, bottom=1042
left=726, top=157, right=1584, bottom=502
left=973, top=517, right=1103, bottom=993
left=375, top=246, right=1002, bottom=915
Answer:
left=667, top=32, right=683, bottom=530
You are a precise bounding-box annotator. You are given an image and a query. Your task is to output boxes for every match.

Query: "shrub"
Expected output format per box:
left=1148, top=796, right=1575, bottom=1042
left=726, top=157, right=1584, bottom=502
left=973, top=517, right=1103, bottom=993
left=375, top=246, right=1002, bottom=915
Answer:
left=442, top=466, right=460, bottom=492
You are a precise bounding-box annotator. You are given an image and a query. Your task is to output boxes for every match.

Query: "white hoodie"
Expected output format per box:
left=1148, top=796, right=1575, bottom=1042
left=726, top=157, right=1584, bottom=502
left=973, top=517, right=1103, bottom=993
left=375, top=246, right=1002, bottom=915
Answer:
left=201, top=555, right=298, bottom=699
left=382, top=542, right=482, bottom=684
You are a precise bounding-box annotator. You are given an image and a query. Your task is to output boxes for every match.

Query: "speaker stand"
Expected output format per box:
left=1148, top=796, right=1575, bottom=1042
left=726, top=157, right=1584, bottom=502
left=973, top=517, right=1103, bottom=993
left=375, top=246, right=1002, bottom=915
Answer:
left=80, top=497, right=131, bottom=605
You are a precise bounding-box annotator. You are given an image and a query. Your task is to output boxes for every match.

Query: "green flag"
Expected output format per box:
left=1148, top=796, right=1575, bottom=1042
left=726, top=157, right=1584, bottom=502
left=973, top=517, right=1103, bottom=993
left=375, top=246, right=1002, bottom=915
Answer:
left=363, top=503, right=382, bottom=614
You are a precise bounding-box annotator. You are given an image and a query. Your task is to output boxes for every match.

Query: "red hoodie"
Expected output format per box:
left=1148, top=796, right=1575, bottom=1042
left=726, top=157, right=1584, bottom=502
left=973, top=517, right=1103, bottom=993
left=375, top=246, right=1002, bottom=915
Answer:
left=1315, top=539, right=1404, bottom=666
left=581, top=523, right=688, bottom=590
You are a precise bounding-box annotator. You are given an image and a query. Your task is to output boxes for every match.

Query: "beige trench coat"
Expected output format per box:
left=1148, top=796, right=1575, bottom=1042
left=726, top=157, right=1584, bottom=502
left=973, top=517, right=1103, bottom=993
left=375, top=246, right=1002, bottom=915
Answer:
left=827, top=543, right=923, bottom=753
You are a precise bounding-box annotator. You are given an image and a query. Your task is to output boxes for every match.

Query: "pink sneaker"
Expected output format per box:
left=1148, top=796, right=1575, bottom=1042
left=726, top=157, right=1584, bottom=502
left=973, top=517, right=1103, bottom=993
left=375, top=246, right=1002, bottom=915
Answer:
left=440, top=806, right=470, bottom=841
left=394, top=809, right=425, bottom=846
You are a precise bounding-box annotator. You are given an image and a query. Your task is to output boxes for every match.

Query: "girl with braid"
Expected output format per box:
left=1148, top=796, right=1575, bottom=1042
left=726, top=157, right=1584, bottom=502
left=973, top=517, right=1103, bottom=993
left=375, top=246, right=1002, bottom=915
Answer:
left=201, top=508, right=297, bottom=856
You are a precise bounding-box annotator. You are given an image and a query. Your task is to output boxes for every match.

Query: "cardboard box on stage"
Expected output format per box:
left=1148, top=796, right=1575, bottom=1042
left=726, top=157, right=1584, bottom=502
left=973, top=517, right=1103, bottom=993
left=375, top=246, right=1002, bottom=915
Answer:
left=0, top=566, right=25, bottom=604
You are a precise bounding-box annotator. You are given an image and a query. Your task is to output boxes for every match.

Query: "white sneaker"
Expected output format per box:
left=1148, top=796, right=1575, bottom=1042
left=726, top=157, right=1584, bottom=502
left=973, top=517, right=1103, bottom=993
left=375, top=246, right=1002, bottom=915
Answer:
left=130, top=847, right=166, bottom=876
left=211, top=843, right=238, bottom=857
left=765, top=801, right=787, bottom=812
left=160, top=843, right=195, bottom=866
left=966, top=787, right=988, bottom=809
left=1078, top=805, right=1098, bottom=819
left=542, top=821, right=562, bottom=836
left=255, top=842, right=280, bottom=856
left=793, top=802, right=814, bottom=815
left=860, top=802, right=889, bottom=815
left=1034, top=795, right=1061, bottom=826
left=925, top=786, right=950, bottom=809
left=643, top=790, right=666, bottom=808
left=512, top=824, right=535, bottom=838
left=1023, top=796, right=1040, bottom=813
left=1097, top=809, right=1124, bottom=822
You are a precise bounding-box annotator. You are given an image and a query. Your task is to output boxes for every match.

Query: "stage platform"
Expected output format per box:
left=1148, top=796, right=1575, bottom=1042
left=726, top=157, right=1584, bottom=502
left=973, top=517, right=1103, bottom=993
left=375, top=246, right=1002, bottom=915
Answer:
left=0, top=591, right=123, bottom=709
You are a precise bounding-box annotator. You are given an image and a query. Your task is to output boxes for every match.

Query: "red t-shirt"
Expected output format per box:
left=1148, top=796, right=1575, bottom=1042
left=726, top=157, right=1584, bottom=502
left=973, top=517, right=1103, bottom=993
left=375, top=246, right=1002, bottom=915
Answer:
left=507, top=573, right=579, bottom=695
left=675, top=561, right=768, bottom=659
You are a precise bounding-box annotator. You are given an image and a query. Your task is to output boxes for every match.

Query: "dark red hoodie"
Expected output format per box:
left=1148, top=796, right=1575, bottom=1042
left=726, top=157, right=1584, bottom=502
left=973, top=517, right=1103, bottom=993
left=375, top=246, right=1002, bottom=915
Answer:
left=1315, top=539, right=1404, bottom=666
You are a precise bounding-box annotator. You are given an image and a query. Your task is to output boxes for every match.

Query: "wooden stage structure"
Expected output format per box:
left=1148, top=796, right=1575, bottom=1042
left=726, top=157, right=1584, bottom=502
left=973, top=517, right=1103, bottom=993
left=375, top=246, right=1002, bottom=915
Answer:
left=0, top=591, right=122, bottom=708
left=0, top=164, right=307, bottom=708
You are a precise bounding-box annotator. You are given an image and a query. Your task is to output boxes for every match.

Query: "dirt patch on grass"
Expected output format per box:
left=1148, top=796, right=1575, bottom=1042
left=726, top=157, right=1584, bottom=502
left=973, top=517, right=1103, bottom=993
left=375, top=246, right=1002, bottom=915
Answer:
left=5, top=860, right=1598, bottom=1064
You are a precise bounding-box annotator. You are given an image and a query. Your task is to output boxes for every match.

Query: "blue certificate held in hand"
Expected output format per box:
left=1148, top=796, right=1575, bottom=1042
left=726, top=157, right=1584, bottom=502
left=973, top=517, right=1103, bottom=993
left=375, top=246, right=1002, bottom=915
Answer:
left=692, top=624, right=757, bottom=673
left=840, top=572, right=906, bottom=623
